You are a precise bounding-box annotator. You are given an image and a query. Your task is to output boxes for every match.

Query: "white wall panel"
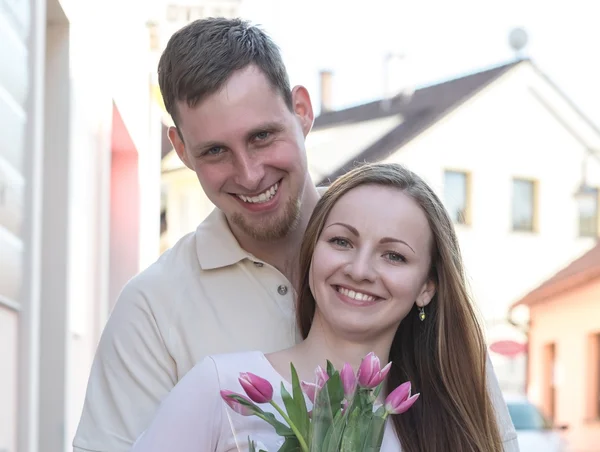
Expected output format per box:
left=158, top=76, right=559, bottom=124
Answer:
left=0, top=157, right=24, bottom=237
left=0, top=225, right=22, bottom=303
left=0, top=11, right=28, bottom=108
left=0, top=0, right=30, bottom=40
left=0, top=306, right=18, bottom=452
left=0, top=92, right=26, bottom=174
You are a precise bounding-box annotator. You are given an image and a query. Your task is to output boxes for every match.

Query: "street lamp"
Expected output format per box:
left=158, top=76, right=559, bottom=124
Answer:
left=574, top=150, right=599, bottom=208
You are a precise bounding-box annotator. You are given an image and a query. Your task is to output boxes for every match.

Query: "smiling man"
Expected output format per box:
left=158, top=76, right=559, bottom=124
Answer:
left=73, top=18, right=320, bottom=452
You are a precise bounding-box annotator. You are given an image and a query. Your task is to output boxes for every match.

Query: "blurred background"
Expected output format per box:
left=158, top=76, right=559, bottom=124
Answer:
left=1, top=0, right=599, bottom=451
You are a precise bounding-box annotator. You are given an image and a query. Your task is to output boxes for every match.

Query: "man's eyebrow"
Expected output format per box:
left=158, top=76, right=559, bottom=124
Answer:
left=245, top=121, right=285, bottom=139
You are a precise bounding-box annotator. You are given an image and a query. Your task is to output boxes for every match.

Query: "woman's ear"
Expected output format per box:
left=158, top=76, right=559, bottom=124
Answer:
left=417, top=279, right=436, bottom=308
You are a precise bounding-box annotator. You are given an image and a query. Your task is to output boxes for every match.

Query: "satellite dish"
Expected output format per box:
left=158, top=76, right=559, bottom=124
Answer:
left=508, top=27, right=529, bottom=55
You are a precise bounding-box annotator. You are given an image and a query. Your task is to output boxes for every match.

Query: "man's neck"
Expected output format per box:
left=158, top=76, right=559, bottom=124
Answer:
left=235, top=183, right=320, bottom=282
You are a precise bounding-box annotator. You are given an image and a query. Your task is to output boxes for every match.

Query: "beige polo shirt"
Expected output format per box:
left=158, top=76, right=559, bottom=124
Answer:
left=73, top=208, right=301, bottom=452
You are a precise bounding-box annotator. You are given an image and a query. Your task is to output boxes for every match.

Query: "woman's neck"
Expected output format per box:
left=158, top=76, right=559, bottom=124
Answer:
left=280, top=316, right=394, bottom=383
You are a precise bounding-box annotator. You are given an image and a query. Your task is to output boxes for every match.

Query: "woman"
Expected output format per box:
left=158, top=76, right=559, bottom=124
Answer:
left=131, top=163, right=518, bottom=451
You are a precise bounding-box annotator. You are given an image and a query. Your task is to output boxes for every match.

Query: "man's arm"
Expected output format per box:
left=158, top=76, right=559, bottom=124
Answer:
left=73, top=281, right=178, bottom=452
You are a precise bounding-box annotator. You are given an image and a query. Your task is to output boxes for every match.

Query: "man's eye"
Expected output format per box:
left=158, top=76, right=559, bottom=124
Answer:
left=255, top=131, right=270, bottom=140
left=205, top=147, right=223, bottom=156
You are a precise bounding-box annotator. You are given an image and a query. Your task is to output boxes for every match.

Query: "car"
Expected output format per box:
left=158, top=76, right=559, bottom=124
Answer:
left=504, top=394, right=570, bottom=452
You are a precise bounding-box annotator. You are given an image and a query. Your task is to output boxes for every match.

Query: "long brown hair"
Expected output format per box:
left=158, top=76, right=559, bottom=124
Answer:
left=296, top=163, right=503, bottom=452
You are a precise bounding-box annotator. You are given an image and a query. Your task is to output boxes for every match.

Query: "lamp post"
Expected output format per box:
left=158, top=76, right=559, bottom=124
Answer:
left=574, top=151, right=599, bottom=237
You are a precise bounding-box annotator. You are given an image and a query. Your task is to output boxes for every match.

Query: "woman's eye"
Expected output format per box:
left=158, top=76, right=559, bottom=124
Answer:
left=329, top=237, right=350, bottom=248
left=385, top=252, right=406, bottom=263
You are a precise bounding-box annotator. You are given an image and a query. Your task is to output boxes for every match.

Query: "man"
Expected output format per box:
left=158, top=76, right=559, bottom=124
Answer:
left=73, top=17, right=319, bottom=452
left=74, top=17, right=518, bottom=452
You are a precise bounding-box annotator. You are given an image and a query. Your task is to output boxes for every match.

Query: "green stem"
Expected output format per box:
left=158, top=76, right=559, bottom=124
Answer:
left=269, top=400, right=310, bottom=452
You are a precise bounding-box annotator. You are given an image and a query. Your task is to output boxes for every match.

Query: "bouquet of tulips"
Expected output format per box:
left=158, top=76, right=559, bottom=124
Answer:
left=220, top=352, right=419, bottom=452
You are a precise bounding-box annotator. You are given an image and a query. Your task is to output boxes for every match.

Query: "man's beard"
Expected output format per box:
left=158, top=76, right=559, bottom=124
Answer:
left=230, top=195, right=302, bottom=242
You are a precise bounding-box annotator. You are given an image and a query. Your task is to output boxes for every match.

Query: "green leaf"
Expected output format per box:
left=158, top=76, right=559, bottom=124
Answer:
left=326, top=360, right=336, bottom=377
left=255, top=411, right=294, bottom=437
left=248, top=436, right=256, bottom=452
left=277, top=436, right=303, bottom=452
left=290, top=363, right=310, bottom=440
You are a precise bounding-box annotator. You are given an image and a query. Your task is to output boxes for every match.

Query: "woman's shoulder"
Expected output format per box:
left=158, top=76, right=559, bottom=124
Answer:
left=200, top=350, right=275, bottom=386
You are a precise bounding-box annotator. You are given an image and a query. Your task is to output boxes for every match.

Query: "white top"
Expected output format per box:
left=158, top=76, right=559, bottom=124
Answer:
left=131, top=351, right=520, bottom=452
left=73, top=209, right=301, bottom=452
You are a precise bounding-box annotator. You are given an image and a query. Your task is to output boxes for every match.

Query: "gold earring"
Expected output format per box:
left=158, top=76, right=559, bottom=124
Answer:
left=418, top=306, right=426, bottom=322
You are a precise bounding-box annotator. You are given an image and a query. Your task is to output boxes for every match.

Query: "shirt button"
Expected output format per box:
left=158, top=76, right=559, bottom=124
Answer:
left=253, top=261, right=264, bottom=267
left=277, top=285, right=288, bottom=295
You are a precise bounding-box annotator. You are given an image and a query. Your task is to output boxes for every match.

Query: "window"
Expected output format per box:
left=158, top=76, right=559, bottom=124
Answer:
left=587, top=333, right=600, bottom=420
left=512, top=178, right=537, bottom=232
left=444, top=170, right=470, bottom=225
left=578, top=188, right=599, bottom=237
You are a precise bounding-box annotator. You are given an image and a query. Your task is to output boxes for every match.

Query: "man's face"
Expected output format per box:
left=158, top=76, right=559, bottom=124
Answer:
left=169, top=66, right=314, bottom=242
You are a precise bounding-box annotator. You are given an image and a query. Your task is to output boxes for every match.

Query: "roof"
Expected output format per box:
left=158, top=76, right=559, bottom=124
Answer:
left=313, top=59, right=524, bottom=186
left=513, top=242, right=600, bottom=308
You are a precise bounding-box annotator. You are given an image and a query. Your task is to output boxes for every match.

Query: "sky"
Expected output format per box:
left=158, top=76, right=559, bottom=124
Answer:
left=227, top=0, right=600, bottom=125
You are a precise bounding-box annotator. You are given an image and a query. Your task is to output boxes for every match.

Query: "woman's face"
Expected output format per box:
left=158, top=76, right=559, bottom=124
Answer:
left=309, top=184, right=436, bottom=342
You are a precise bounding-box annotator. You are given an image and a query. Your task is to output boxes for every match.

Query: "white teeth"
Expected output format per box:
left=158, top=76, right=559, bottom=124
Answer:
left=337, top=286, right=376, bottom=302
left=237, top=183, right=278, bottom=204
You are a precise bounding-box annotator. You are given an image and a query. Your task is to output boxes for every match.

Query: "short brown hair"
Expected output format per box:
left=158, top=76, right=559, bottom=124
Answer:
left=158, top=17, right=293, bottom=126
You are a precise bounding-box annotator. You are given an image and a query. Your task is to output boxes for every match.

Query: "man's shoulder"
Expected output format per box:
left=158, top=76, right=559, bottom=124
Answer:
left=115, top=229, right=200, bottom=311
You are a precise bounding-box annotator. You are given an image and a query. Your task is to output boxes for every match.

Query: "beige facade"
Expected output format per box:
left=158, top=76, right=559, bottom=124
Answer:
left=0, top=1, right=161, bottom=451
left=514, top=244, right=600, bottom=452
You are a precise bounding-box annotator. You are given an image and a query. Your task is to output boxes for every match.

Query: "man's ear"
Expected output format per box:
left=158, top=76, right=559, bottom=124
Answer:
left=291, top=85, right=314, bottom=137
left=168, top=126, right=192, bottom=170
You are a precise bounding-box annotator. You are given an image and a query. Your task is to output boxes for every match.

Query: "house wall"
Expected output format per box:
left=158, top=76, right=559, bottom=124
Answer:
left=0, top=0, right=34, bottom=450
left=527, top=278, right=600, bottom=452
left=306, top=62, right=600, bottom=392
left=0, top=1, right=160, bottom=450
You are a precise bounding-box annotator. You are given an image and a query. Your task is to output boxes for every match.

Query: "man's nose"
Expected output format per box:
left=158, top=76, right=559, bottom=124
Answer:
left=233, top=152, right=265, bottom=191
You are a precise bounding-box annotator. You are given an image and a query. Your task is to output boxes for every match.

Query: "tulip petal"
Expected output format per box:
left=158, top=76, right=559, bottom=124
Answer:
left=340, top=363, right=357, bottom=399
left=220, top=390, right=256, bottom=416
left=394, top=393, right=420, bottom=414
left=239, top=372, right=274, bottom=403
left=384, top=381, right=411, bottom=411
left=301, top=381, right=317, bottom=403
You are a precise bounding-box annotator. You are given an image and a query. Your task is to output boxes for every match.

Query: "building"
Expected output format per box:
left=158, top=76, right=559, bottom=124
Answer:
left=0, top=0, right=161, bottom=451
left=306, top=58, right=600, bottom=392
left=512, top=243, right=600, bottom=452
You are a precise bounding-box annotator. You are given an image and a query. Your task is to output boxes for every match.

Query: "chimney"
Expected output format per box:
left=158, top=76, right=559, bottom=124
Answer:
left=319, top=70, right=333, bottom=113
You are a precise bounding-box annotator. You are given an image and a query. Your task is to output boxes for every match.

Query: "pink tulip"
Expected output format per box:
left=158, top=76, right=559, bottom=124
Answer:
left=384, top=381, right=420, bottom=415
left=239, top=372, right=274, bottom=403
left=315, top=366, right=329, bottom=388
left=301, top=381, right=318, bottom=403
left=220, top=390, right=256, bottom=416
left=357, top=352, right=392, bottom=389
left=340, top=363, right=357, bottom=399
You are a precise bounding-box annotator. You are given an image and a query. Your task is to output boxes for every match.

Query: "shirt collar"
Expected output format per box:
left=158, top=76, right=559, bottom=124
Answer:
left=195, top=208, right=252, bottom=270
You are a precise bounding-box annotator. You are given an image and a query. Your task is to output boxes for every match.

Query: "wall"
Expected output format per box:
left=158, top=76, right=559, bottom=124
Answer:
left=528, top=278, right=600, bottom=452
left=0, top=0, right=32, bottom=449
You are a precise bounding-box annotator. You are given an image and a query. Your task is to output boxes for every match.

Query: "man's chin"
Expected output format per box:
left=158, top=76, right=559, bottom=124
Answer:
left=230, top=197, right=301, bottom=242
